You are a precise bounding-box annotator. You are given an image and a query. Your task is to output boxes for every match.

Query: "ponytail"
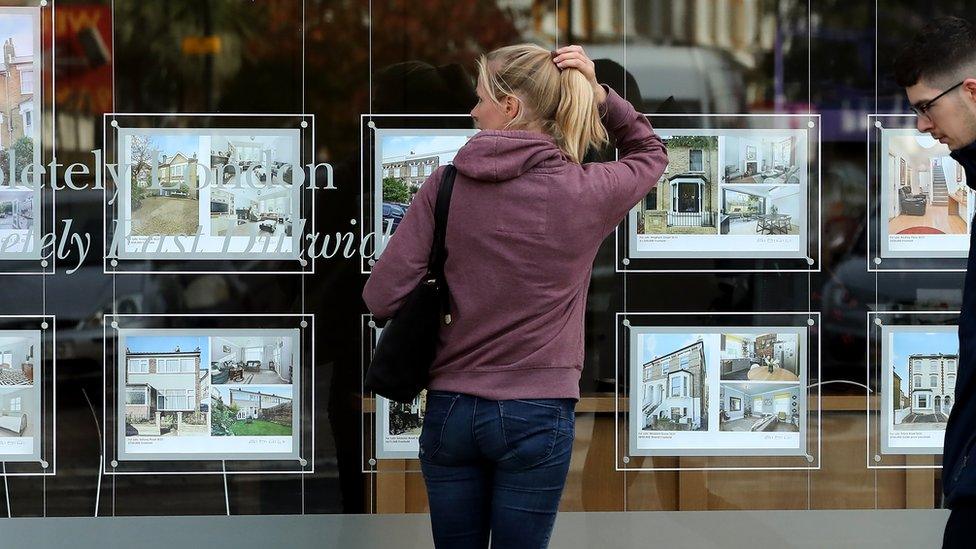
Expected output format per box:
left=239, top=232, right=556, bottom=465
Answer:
left=478, top=44, right=609, bottom=164
left=555, top=68, right=608, bottom=163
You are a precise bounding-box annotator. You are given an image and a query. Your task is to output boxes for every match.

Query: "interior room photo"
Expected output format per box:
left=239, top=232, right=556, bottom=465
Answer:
left=719, top=382, right=801, bottom=432
left=720, top=332, right=799, bottom=382
left=719, top=185, right=801, bottom=235
left=0, top=334, right=35, bottom=386
left=211, top=185, right=292, bottom=238
left=210, top=336, right=294, bottom=385
left=723, top=134, right=800, bottom=184
left=885, top=133, right=968, bottom=235
left=0, top=387, right=33, bottom=437
left=0, top=188, right=33, bottom=230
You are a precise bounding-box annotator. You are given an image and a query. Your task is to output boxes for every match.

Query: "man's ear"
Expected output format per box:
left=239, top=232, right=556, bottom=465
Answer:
left=963, top=78, right=976, bottom=103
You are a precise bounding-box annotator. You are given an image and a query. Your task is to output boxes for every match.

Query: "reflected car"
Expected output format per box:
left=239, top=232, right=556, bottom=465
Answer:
left=382, top=202, right=406, bottom=233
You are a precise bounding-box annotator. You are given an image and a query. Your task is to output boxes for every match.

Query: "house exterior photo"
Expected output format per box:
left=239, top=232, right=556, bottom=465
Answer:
left=382, top=154, right=439, bottom=190
left=156, top=152, right=200, bottom=198
left=124, top=348, right=204, bottom=424
left=640, top=340, right=707, bottom=431
left=229, top=388, right=292, bottom=420
left=638, top=136, right=719, bottom=235
left=0, top=37, right=35, bottom=149
left=906, top=353, right=957, bottom=419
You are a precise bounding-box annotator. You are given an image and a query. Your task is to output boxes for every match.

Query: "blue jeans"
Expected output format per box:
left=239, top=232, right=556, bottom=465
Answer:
left=419, top=390, right=576, bottom=549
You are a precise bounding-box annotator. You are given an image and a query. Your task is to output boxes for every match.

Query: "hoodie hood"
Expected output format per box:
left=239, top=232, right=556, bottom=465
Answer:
left=452, top=129, right=566, bottom=182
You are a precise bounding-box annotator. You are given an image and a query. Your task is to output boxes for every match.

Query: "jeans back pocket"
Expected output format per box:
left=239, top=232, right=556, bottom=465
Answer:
left=418, top=392, right=460, bottom=463
left=498, top=399, right=564, bottom=469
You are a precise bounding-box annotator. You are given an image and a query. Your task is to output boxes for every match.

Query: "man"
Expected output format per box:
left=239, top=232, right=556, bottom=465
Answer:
left=895, top=16, right=976, bottom=548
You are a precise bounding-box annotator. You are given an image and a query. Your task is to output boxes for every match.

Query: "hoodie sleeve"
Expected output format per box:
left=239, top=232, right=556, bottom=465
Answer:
left=591, top=85, right=669, bottom=235
left=362, top=167, right=442, bottom=320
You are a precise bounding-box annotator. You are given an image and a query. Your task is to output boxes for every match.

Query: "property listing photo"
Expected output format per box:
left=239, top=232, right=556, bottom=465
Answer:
left=378, top=133, right=471, bottom=237
left=127, top=133, right=202, bottom=237
left=890, top=330, right=957, bottom=431
left=0, top=188, right=33, bottom=231
left=636, top=134, right=720, bottom=235
left=723, top=133, right=800, bottom=185
left=0, top=10, right=39, bottom=170
left=386, top=391, right=426, bottom=438
left=210, top=132, right=297, bottom=238
left=211, top=386, right=293, bottom=436
left=637, top=333, right=709, bottom=432
left=719, top=382, right=801, bottom=432
left=0, top=387, right=32, bottom=438
left=210, top=335, right=294, bottom=385
left=0, top=333, right=36, bottom=386
left=719, top=185, right=801, bottom=236
left=720, top=332, right=800, bottom=382
left=123, top=335, right=211, bottom=437
left=885, top=133, right=969, bottom=236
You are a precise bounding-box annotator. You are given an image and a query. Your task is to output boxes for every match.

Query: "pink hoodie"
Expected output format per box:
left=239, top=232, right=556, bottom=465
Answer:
left=363, top=86, right=668, bottom=400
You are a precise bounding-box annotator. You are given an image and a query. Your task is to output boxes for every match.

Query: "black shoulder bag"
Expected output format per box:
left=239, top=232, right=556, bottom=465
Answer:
left=365, top=165, right=457, bottom=404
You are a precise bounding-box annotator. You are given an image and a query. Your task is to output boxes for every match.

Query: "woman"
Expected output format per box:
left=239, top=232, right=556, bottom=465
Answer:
left=363, top=44, right=668, bottom=548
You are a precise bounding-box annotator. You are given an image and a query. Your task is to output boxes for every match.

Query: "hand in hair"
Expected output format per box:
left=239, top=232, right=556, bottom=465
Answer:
left=552, top=45, right=607, bottom=104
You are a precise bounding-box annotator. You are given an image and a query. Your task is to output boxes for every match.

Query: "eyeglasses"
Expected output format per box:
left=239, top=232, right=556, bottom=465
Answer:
left=911, top=81, right=965, bottom=119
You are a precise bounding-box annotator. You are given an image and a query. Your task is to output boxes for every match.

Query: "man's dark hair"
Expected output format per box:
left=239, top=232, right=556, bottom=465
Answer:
left=894, top=16, right=976, bottom=88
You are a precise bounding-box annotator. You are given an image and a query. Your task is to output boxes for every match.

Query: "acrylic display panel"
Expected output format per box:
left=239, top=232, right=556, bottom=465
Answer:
left=102, top=114, right=316, bottom=274
left=618, top=114, right=820, bottom=272
left=0, top=5, right=55, bottom=274
left=361, top=318, right=424, bottom=471
left=360, top=115, right=477, bottom=273
left=616, top=312, right=820, bottom=470
left=104, top=314, right=314, bottom=475
left=0, top=316, right=55, bottom=476
left=868, top=114, right=969, bottom=271
left=868, top=311, right=956, bottom=468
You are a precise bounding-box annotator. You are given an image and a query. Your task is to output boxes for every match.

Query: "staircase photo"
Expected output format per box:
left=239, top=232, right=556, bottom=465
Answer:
left=932, top=161, right=949, bottom=206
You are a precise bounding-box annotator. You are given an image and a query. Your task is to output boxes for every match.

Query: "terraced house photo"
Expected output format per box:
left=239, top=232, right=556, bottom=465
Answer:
left=127, top=133, right=202, bottom=237
left=211, top=386, right=293, bottom=436
left=636, top=134, right=719, bottom=235
left=638, top=333, right=708, bottom=432
left=123, top=335, right=210, bottom=437
left=891, top=330, right=958, bottom=431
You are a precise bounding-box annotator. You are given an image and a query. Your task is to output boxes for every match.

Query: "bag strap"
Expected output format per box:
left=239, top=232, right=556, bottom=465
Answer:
left=427, top=165, right=456, bottom=323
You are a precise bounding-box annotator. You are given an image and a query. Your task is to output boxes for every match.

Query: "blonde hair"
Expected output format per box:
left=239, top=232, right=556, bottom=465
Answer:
left=476, top=44, right=608, bottom=164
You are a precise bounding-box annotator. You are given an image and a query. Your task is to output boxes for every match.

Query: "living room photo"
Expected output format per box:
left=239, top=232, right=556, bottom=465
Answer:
left=122, top=334, right=211, bottom=438
left=636, top=332, right=710, bottom=433
left=884, top=132, right=970, bottom=236
left=719, top=332, right=800, bottom=382
left=719, top=382, right=801, bottom=433
left=722, top=133, right=801, bottom=185
left=210, top=335, right=294, bottom=385
left=0, top=332, right=37, bottom=386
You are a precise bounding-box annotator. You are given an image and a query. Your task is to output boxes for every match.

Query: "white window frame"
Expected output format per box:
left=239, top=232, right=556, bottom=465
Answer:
left=10, top=396, right=21, bottom=412
left=688, top=149, right=705, bottom=173
left=128, top=358, right=149, bottom=374
left=19, top=68, right=32, bottom=95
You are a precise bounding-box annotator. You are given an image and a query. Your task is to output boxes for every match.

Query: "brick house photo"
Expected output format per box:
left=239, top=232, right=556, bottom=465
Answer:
left=636, top=135, right=720, bottom=235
